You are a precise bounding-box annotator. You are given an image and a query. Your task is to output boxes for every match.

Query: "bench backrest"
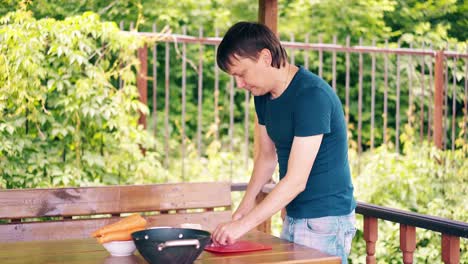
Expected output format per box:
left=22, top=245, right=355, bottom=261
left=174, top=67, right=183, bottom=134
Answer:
left=0, top=182, right=232, bottom=242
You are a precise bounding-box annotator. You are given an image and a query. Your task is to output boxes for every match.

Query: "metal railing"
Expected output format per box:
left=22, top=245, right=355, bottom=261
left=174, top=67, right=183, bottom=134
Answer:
left=130, top=29, right=468, bottom=180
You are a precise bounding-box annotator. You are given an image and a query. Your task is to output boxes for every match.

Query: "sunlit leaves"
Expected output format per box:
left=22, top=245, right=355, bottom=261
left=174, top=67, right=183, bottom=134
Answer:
left=0, top=11, right=165, bottom=188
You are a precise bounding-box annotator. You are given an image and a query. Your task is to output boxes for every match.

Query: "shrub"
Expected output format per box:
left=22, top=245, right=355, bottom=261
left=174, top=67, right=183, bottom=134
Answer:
left=0, top=11, right=165, bottom=188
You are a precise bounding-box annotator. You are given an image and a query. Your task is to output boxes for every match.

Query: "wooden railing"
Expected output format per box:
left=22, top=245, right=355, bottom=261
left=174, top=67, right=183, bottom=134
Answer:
left=231, top=182, right=468, bottom=264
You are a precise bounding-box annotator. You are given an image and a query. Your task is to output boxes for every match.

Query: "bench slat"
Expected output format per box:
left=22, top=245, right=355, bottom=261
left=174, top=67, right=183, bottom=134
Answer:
left=0, top=182, right=231, bottom=219
left=0, top=211, right=231, bottom=242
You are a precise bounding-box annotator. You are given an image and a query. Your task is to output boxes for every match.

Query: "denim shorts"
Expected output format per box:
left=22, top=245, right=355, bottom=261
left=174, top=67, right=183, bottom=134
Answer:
left=280, top=210, right=356, bottom=264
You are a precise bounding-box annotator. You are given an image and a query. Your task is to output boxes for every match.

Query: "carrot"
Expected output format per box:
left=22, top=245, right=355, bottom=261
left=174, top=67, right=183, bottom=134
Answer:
left=97, top=227, right=145, bottom=244
left=92, top=214, right=147, bottom=238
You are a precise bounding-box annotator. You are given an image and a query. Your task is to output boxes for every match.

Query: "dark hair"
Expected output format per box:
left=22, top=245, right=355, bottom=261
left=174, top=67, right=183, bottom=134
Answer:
left=216, top=22, right=288, bottom=73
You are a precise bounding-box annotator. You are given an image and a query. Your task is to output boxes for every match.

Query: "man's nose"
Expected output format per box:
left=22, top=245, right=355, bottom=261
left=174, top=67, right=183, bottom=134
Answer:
left=235, top=76, right=245, bottom=88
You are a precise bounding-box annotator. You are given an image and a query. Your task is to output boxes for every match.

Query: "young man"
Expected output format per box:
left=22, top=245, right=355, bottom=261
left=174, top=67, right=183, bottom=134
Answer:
left=212, top=22, right=356, bottom=263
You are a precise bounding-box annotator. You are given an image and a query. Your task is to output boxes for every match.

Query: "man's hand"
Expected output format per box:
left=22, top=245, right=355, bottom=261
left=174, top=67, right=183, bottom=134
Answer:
left=211, top=219, right=250, bottom=246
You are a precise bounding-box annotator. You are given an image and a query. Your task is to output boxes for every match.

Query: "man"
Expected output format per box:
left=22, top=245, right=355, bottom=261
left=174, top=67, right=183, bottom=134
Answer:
left=212, top=22, right=356, bottom=263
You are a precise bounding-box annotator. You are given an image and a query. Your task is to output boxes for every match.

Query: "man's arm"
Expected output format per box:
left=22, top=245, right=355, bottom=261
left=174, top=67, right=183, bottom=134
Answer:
left=212, top=134, right=323, bottom=245
left=233, top=124, right=277, bottom=220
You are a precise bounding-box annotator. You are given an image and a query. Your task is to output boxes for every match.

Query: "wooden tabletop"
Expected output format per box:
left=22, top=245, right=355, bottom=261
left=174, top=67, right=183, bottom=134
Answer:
left=0, top=230, right=341, bottom=264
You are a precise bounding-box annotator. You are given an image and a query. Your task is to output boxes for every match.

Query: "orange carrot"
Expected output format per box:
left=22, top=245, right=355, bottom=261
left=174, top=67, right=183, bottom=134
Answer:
left=92, top=214, right=147, bottom=238
left=97, top=227, right=145, bottom=244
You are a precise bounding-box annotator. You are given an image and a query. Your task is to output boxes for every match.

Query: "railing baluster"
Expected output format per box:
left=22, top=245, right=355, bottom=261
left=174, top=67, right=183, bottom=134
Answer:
left=358, top=37, right=363, bottom=154
left=442, top=234, right=460, bottom=264
left=290, top=33, right=295, bottom=65
left=444, top=44, right=449, bottom=149
left=428, top=43, right=434, bottom=141
left=345, top=36, right=350, bottom=125
left=451, top=52, right=457, bottom=151
left=244, top=90, right=250, bottom=170
left=152, top=23, right=158, bottom=137
left=332, top=35, right=337, bottom=92
left=400, top=224, right=416, bottom=264
left=229, top=77, right=234, bottom=180
left=214, top=28, right=220, bottom=142
left=384, top=39, right=389, bottom=144
left=364, top=216, right=378, bottom=264
left=396, top=40, right=401, bottom=152
left=318, top=34, right=323, bottom=78
left=434, top=50, right=445, bottom=149
left=164, top=40, right=170, bottom=172
left=181, top=26, right=187, bottom=181
left=119, top=21, right=124, bottom=89
left=408, top=43, right=414, bottom=127
left=371, top=39, right=376, bottom=150
left=420, top=43, right=426, bottom=140
left=137, top=44, right=148, bottom=129
left=197, top=26, right=204, bottom=156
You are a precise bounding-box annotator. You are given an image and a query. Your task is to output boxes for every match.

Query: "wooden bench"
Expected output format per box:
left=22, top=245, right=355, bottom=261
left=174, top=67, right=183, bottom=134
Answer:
left=0, top=182, right=232, bottom=242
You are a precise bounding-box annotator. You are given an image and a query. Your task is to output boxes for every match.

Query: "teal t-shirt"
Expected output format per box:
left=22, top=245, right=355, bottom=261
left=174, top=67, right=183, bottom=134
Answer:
left=254, top=66, right=356, bottom=218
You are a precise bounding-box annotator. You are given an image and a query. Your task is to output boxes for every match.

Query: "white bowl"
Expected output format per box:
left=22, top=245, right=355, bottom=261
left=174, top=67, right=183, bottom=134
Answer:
left=102, top=241, right=137, bottom=257
left=180, top=223, right=202, bottom=230
left=147, top=226, right=172, bottom=229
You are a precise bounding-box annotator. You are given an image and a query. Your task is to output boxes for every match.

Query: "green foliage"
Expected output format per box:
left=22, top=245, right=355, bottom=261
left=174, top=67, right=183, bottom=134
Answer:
left=384, top=0, right=467, bottom=43
left=2, top=0, right=467, bottom=153
left=279, top=0, right=397, bottom=43
left=348, top=126, right=468, bottom=263
left=0, top=11, right=166, bottom=188
left=0, top=0, right=258, bottom=35
left=1, top=2, right=467, bottom=263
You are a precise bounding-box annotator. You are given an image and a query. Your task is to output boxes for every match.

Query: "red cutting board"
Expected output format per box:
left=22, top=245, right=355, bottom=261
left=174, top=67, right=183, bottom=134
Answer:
left=204, top=240, right=272, bottom=253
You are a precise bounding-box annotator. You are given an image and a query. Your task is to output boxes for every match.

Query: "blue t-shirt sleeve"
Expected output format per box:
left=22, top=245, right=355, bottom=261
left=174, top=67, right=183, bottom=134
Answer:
left=254, top=95, right=266, bottom=125
left=294, top=86, right=332, bottom=136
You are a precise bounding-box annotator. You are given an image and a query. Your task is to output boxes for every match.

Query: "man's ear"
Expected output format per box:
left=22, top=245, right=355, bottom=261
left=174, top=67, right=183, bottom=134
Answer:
left=259, top=48, right=272, bottom=66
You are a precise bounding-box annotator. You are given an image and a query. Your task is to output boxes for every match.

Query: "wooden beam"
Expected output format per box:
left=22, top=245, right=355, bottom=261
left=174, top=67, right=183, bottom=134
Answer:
left=258, top=0, right=278, bottom=35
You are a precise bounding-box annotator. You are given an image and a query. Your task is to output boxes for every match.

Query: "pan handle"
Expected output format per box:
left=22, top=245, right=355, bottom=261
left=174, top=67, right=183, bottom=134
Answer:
left=157, top=239, right=200, bottom=251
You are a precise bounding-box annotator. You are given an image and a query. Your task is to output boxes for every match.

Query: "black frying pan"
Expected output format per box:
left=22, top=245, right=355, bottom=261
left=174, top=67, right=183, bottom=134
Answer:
left=132, top=227, right=211, bottom=264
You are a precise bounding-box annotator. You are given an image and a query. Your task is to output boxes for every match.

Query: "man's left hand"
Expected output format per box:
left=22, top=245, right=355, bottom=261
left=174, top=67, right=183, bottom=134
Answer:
left=211, top=219, right=249, bottom=246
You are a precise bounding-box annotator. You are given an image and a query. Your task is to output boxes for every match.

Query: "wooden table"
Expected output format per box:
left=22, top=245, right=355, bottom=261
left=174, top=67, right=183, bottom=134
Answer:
left=0, top=230, right=341, bottom=264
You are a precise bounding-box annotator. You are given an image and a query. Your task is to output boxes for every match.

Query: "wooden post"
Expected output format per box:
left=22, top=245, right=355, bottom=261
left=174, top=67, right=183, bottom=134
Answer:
left=364, top=216, right=378, bottom=264
left=137, top=44, right=148, bottom=129
left=259, top=0, right=278, bottom=35
left=433, top=51, right=444, bottom=149
left=255, top=191, right=271, bottom=234
left=400, top=224, right=416, bottom=264
left=442, top=234, right=460, bottom=264
left=257, top=0, right=278, bottom=159
left=256, top=0, right=278, bottom=233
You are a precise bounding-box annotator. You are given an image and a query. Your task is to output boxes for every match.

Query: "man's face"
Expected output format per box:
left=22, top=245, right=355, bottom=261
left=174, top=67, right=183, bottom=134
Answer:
left=227, top=54, right=270, bottom=96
